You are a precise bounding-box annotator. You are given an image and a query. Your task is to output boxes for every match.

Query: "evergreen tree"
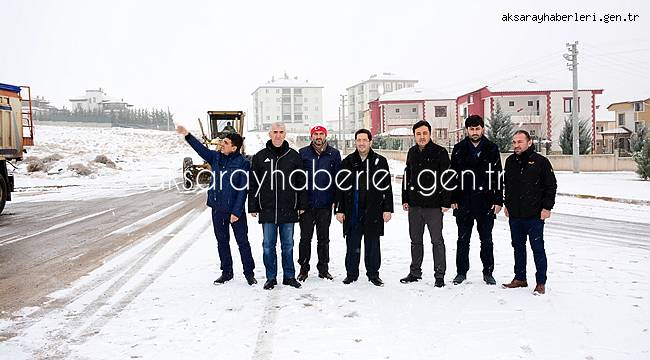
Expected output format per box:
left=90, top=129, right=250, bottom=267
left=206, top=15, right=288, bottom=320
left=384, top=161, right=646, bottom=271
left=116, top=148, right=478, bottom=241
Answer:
left=633, top=140, right=650, bottom=180
left=559, top=116, right=592, bottom=155
left=486, top=102, right=514, bottom=152
left=630, top=124, right=647, bottom=153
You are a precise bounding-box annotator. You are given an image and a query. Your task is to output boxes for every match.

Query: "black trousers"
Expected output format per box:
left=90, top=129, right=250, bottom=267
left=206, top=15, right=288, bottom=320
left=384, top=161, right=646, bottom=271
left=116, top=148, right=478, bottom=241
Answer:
left=297, top=208, right=332, bottom=274
left=455, top=210, right=495, bottom=276
left=345, top=214, right=381, bottom=280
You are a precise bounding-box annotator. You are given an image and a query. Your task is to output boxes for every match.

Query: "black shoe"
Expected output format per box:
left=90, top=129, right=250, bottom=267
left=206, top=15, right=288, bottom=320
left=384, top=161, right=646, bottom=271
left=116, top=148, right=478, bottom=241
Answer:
left=452, top=274, right=466, bottom=285
left=282, top=278, right=302, bottom=288
left=318, top=272, right=333, bottom=280
left=342, top=276, right=358, bottom=284
left=213, top=273, right=233, bottom=285
left=263, top=279, right=277, bottom=290
left=400, top=274, right=422, bottom=284
left=297, top=269, right=309, bottom=282
left=369, top=277, right=384, bottom=287
left=246, top=275, right=258, bottom=286
left=483, top=274, right=496, bottom=285
left=435, top=278, right=445, bottom=288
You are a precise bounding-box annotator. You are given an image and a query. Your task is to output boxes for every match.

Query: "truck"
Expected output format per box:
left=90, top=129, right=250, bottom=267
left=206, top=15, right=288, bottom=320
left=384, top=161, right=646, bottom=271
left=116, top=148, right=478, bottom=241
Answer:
left=182, top=110, right=247, bottom=189
left=0, top=83, right=34, bottom=214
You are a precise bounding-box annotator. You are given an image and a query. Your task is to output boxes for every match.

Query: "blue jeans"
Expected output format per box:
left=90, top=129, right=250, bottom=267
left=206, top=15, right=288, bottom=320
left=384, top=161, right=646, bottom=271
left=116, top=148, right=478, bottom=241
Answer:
left=509, top=217, right=547, bottom=284
left=262, top=223, right=296, bottom=280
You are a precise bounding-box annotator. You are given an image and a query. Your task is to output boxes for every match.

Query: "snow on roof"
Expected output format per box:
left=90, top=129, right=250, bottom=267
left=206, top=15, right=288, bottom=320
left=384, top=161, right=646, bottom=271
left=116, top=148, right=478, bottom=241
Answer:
left=600, top=127, right=633, bottom=135
left=346, top=73, right=418, bottom=90
left=379, top=127, right=412, bottom=136
left=255, top=75, right=322, bottom=90
left=378, top=87, right=455, bottom=101
left=480, top=75, right=602, bottom=93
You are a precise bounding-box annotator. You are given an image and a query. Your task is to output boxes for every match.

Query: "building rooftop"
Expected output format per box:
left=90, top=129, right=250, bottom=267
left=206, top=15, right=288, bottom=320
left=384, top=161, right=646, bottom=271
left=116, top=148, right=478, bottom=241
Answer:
left=378, top=87, right=455, bottom=101
left=346, top=73, right=418, bottom=90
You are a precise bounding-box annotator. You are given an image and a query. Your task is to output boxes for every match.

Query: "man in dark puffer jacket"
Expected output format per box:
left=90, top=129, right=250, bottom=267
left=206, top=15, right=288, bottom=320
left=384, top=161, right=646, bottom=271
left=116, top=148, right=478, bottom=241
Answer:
left=249, top=122, right=308, bottom=290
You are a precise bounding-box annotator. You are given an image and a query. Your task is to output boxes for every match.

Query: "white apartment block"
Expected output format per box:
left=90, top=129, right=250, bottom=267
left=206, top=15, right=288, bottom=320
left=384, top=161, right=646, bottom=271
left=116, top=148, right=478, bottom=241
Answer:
left=251, top=74, right=323, bottom=134
left=346, top=73, right=418, bottom=132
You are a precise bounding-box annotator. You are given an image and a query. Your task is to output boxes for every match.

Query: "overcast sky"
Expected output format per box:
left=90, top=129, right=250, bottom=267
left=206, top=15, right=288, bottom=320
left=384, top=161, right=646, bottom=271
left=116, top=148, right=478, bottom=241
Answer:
left=2, top=0, right=648, bottom=128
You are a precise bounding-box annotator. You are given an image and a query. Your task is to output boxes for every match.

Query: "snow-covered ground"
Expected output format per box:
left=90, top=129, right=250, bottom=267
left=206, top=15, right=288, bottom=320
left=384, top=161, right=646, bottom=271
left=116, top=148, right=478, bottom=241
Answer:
left=2, top=124, right=649, bottom=359
left=10, top=124, right=194, bottom=203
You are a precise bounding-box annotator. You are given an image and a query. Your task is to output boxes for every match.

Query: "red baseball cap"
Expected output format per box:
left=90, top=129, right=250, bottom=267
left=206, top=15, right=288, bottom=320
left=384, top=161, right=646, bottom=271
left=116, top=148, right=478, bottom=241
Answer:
left=310, top=125, right=327, bottom=136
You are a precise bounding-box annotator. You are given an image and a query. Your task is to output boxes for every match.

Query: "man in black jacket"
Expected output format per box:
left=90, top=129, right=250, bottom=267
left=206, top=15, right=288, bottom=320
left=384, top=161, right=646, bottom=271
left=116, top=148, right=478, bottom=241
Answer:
left=249, top=122, right=308, bottom=290
left=450, top=115, right=503, bottom=286
left=335, top=129, right=394, bottom=287
left=502, top=130, right=557, bottom=295
left=400, top=120, right=452, bottom=288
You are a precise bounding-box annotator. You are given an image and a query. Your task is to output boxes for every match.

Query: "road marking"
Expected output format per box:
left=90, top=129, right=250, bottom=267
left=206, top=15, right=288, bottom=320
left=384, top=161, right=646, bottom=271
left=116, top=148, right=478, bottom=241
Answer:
left=0, top=208, right=115, bottom=247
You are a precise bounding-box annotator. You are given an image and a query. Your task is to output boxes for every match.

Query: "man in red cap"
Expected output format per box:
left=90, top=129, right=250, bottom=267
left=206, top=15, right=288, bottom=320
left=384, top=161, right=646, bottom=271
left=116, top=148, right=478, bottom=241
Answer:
left=297, top=124, right=342, bottom=281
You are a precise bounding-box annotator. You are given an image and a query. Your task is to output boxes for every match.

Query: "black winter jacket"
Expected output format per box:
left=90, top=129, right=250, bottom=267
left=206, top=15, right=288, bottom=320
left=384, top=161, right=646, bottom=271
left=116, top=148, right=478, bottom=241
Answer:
left=504, top=147, right=557, bottom=218
left=248, top=140, right=308, bottom=224
left=450, top=136, right=503, bottom=215
left=335, top=149, right=394, bottom=238
left=401, top=140, right=452, bottom=208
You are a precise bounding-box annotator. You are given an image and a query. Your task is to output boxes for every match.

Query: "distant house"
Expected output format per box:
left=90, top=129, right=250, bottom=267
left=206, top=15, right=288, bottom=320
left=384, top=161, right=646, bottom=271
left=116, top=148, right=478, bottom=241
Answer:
left=456, top=79, right=603, bottom=153
left=605, top=98, right=649, bottom=152
left=368, top=87, right=457, bottom=148
left=69, top=88, right=133, bottom=113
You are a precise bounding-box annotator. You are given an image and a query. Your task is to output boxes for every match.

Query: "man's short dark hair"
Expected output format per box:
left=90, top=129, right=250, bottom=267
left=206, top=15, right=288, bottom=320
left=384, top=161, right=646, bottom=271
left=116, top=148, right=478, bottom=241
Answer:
left=355, top=128, right=372, bottom=141
left=225, top=133, right=244, bottom=152
left=465, top=115, right=484, bottom=128
left=412, top=120, right=431, bottom=133
left=513, top=129, right=531, bottom=141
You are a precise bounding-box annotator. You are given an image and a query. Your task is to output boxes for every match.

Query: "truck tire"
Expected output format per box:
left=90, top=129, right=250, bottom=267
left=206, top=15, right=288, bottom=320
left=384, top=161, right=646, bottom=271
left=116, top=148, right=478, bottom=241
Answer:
left=0, top=175, right=7, bottom=215
left=183, top=157, right=194, bottom=190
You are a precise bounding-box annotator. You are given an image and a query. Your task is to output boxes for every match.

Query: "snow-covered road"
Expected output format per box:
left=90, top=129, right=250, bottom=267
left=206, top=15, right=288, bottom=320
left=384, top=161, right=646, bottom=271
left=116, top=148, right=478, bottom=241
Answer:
left=1, top=200, right=648, bottom=359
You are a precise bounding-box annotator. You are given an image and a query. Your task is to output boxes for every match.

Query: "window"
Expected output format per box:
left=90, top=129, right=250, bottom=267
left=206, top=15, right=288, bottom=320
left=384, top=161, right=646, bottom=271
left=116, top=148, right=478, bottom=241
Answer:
left=276, top=89, right=280, bottom=94
left=282, top=95, right=291, bottom=103
left=294, top=89, right=302, bottom=95
left=283, top=114, right=291, bottom=121
left=396, top=83, right=403, bottom=90
left=508, top=101, right=515, bottom=107
left=276, top=97, right=281, bottom=102
left=530, top=130, right=536, bottom=136
left=635, top=122, right=643, bottom=132
left=266, top=115, right=270, bottom=121
left=634, top=101, right=645, bottom=112
left=315, top=106, right=319, bottom=111
left=528, top=101, right=534, bottom=106
left=384, top=83, right=392, bottom=92
left=435, top=128, right=448, bottom=138
left=618, top=113, right=625, bottom=126
left=564, top=97, right=581, bottom=113
left=434, top=106, right=447, bottom=117
left=469, top=95, right=474, bottom=104
left=304, top=114, right=308, bottom=120
left=282, top=88, right=291, bottom=94
left=412, top=107, right=417, bottom=113
left=265, top=89, right=269, bottom=94
left=396, top=108, right=400, bottom=113
left=294, top=114, right=303, bottom=121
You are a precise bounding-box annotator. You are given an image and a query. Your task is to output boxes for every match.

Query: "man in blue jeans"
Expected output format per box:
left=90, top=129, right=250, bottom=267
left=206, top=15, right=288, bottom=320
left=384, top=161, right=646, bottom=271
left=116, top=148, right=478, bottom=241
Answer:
left=176, top=125, right=256, bottom=286
left=503, top=130, right=557, bottom=295
left=249, top=122, right=308, bottom=290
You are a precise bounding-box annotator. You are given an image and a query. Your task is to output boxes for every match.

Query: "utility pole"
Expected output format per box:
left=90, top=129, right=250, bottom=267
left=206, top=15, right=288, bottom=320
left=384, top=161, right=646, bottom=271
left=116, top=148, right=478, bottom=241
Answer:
left=340, top=94, right=347, bottom=153
left=565, top=41, right=580, bottom=173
